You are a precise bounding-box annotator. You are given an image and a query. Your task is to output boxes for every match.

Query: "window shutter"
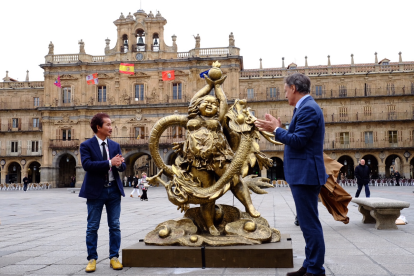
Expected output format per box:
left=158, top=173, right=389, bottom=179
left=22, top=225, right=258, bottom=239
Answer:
left=71, top=86, right=75, bottom=103
left=145, top=126, right=149, bottom=139
left=56, top=129, right=61, bottom=139
left=360, top=132, right=364, bottom=142
left=130, top=127, right=134, bottom=138
left=374, top=131, right=378, bottom=142
left=18, top=118, right=21, bottom=130
left=27, top=140, right=32, bottom=154
left=7, top=141, right=11, bottom=154
left=411, top=130, right=413, bottom=141
left=350, top=132, right=354, bottom=143
left=8, top=118, right=12, bottom=130
left=399, top=130, right=402, bottom=142
left=18, top=140, right=22, bottom=154
left=167, top=127, right=172, bottom=139
left=71, top=128, right=75, bottom=139
left=39, top=140, right=42, bottom=153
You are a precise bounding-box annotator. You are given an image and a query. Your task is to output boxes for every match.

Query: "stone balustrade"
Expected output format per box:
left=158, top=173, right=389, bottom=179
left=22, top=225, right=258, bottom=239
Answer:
left=240, top=62, right=414, bottom=79
left=0, top=81, right=44, bottom=89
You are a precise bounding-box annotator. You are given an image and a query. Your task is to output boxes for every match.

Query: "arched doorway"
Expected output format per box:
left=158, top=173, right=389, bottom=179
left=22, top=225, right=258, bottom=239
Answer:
left=267, top=157, right=285, bottom=181
left=361, top=155, right=378, bottom=179
left=338, top=155, right=354, bottom=179
left=28, top=162, right=41, bottom=183
left=7, top=162, right=21, bottom=183
left=133, top=155, right=156, bottom=177
left=248, top=162, right=261, bottom=177
left=58, top=154, right=76, bottom=187
left=385, top=154, right=401, bottom=178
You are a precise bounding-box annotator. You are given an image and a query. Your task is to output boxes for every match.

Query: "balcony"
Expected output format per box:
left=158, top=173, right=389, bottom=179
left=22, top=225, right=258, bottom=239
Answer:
left=323, top=140, right=414, bottom=151
left=109, top=136, right=187, bottom=148
left=0, top=81, right=44, bottom=89
left=0, top=148, right=42, bottom=157
left=0, top=101, right=43, bottom=110
left=325, top=111, right=413, bottom=123
left=49, top=139, right=80, bottom=149
left=0, top=123, right=43, bottom=132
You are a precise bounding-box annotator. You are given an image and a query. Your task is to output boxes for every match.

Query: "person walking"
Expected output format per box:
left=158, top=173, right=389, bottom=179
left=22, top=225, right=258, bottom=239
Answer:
left=354, top=159, right=371, bottom=198
left=79, top=113, right=126, bottom=273
left=124, top=176, right=127, bottom=187
left=22, top=175, right=29, bottom=192
left=130, top=174, right=140, bottom=198
left=128, top=175, right=133, bottom=187
left=395, top=170, right=401, bottom=186
left=255, top=73, right=328, bottom=276
left=139, top=172, right=148, bottom=201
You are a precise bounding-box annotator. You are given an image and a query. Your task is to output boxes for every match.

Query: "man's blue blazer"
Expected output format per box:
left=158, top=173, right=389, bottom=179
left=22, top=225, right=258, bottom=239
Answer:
left=79, top=137, right=126, bottom=199
left=275, top=96, right=328, bottom=186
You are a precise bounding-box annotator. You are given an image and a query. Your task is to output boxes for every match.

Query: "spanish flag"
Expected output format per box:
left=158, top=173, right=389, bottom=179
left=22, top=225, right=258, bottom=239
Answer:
left=119, top=63, right=134, bottom=75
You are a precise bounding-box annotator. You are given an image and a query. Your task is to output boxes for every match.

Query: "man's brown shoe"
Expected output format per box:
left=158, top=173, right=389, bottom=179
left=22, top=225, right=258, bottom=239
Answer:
left=85, top=259, right=96, bottom=273
left=286, top=266, right=307, bottom=276
left=110, top=257, right=123, bottom=270
left=130, top=194, right=133, bottom=198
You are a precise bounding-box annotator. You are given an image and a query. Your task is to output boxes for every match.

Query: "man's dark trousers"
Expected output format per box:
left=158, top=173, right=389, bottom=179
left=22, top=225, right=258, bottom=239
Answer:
left=290, top=184, right=325, bottom=275
left=355, top=183, right=370, bottom=198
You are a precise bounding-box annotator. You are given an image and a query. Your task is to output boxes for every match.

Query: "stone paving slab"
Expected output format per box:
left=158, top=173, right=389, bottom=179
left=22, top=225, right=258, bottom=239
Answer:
left=1, top=186, right=414, bottom=275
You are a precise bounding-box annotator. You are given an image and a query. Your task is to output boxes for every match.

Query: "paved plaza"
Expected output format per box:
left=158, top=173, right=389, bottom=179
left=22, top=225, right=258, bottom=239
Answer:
left=0, top=185, right=413, bottom=276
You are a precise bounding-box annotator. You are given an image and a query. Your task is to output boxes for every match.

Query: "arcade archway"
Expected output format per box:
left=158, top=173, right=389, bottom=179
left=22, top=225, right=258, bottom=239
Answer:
left=361, top=155, right=378, bottom=179
left=267, top=157, right=284, bottom=181
left=385, top=154, right=402, bottom=178
left=28, top=161, right=41, bottom=183
left=338, top=155, right=354, bottom=179
left=7, top=162, right=21, bottom=183
left=58, top=154, right=76, bottom=187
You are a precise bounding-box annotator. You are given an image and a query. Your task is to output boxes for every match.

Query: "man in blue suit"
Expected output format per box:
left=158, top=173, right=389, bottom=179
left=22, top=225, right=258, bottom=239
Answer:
left=255, top=73, right=328, bottom=276
left=79, top=113, right=126, bottom=273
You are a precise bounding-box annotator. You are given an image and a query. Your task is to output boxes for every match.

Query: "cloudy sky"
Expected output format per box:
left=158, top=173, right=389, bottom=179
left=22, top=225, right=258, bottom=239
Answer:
left=1, top=0, right=413, bottom=81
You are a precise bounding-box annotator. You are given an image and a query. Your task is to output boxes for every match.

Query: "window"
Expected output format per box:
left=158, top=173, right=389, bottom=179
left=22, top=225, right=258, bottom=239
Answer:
left=268, top=87, right=278, bottom=99
left=32, top=141, right=39, bottom=152
left=62, top=129, right=71, bottom=141
left=34, top=97, right=40, bottom=107
left=250, top=110, right=256, bottom=117
left=364, top=83, right=371, bottom=96
left=364, top=106, right=372, bottom=116
left=135, top=84, right=144, bottom=101
left=12, top=118, right=19, bottom=128
left=387, top=104, right=396, bottom=120
left=173, top=83, right=182, bottom=100
left=339, top=107, right=348, bottom=121
left=339, top=85, right=347, bottom=97
left=135, top=127, right=145, bottom=139
left=411, top=82, right=414, bottom=95
left=382, top=61, right=389, bottom=65
left=247, top=88, right=254, bottom=99
left=339, top=132, right=349, bottom=145
left=98, top=86, right=107, bottom=102
left=389, top=131, right=398, bottom=145
left=315, top=85, right=323, bottom=96
left=365, top=131, right=373, bottom=144
left=11, top=141, right=18, bottom=153
left=62, top=87, right=71, bottom=103
left=33, top=118, right=39, bottom=128
left=386, top=83, right=395, bottom=95
left=171, top=126, right=184, bottom=138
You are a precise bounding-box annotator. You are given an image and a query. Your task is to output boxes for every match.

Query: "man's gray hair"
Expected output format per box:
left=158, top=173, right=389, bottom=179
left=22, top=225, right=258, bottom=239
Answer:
left=284, top=73, right=311, bottom=94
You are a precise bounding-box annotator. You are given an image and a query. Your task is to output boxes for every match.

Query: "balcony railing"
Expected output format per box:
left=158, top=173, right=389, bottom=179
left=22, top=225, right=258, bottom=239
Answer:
left=107, top=136, right=188, bottom=148
left=0, top=148, right=42, bottom=157
left=324, top=111, right=413, bottom=123
left=0, top=81, right=44, bottom=89
left=323, top=140, right=413, bottom=150
left=0, top=123, right=43, bottom=132
left=49, top=139, right=80, bottom=149
left=0, top=101, right=43, bottom=110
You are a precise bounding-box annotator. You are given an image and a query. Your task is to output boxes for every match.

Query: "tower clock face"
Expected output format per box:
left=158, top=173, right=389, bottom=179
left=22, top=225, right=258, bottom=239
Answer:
left=136, top=53, right=144, bottom=61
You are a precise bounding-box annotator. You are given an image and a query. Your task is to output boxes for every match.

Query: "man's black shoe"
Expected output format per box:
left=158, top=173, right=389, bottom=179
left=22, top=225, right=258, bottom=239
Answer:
left=294, top=216, right=299, bottom=226
left=304, top=273, right=325, bottom=276
left=286, top=266, right=306, bottom=276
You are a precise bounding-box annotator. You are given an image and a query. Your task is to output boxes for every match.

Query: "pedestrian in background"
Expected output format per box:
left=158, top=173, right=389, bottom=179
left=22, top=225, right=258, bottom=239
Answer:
left=139, top=172, right=148, bottom=201
left=23, top=175, right=29, bottom=192
left=355, top=159, right=371, bottom=198
left=395, top=170, right=401, bottom=186
left=130, top=174, right=140, bottom=198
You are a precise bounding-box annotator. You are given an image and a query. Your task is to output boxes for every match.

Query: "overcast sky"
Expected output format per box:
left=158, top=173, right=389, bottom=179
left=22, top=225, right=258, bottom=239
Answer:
left=1, top=0, right=413, bottom=81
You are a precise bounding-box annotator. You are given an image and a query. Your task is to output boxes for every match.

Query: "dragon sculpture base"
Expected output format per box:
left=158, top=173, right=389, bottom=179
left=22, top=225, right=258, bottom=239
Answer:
left=145, top=61, right=283, bottom=246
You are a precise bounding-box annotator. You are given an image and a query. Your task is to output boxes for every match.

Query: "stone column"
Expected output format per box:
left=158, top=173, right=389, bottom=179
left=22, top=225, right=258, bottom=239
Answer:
left=402, top=164, right=411, bottom=179
left=378, top=163, right=386, bottom=178
left=76, top=166, right=85, bottom=187
left=261, top=168, right=267, bottom=178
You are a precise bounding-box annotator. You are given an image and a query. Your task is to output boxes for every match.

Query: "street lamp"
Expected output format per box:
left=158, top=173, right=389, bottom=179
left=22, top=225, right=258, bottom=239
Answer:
left=367, top=159, right=371, bottom=165
left=13, top=165, right=16, bottom=172
left=344, top=160, right=348, bottom=166
left=66, top=157, right=70, bottom=162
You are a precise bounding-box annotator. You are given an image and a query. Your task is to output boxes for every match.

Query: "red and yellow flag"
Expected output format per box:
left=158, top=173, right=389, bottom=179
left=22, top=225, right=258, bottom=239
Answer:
left=86, top=73, right=98, bottom=85
left=162, top=70, right=175, bottom=81
left=119, top=63, right=134, bottom=75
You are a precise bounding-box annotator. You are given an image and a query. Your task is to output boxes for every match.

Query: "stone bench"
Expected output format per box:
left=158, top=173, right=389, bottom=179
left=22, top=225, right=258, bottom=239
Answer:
left=352, top=197, right=410, bottom=230
left=67, top=188, right=81, bottom=193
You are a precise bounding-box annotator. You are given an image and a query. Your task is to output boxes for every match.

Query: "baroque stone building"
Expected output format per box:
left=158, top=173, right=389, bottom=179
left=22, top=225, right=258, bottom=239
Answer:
left=1, top=9, right=414, bottom=187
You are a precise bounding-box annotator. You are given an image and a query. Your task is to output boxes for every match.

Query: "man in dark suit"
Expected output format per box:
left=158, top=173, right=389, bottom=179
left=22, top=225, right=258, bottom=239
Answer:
left=255, top=73, right=328, bottom=276
left=79, top=113, right=126, bottom=273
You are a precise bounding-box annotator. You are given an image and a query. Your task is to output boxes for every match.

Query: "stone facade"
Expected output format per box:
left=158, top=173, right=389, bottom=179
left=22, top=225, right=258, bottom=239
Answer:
left=1, top=9, right=414, bottom=187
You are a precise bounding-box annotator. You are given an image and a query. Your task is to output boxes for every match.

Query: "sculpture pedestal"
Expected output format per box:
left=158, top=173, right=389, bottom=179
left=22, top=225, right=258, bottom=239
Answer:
left=122, top=234, right=293, bottom=268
